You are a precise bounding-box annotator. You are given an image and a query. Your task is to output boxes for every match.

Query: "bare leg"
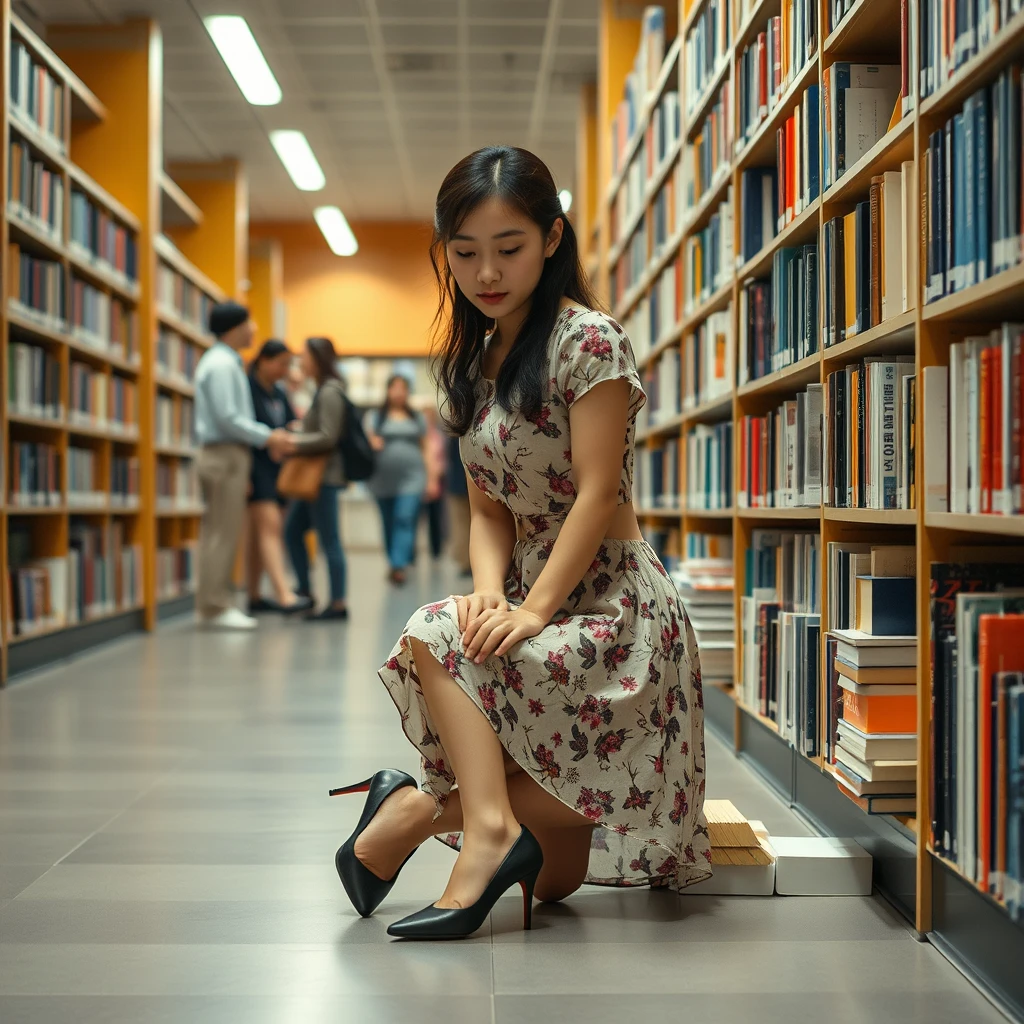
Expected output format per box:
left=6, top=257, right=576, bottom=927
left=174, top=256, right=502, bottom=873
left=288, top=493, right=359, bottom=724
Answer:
left=246, top=507, right=262, bottom=601
left=251, top=501, right=297, bottom=605
left=355, top=729, right=594, bottom=903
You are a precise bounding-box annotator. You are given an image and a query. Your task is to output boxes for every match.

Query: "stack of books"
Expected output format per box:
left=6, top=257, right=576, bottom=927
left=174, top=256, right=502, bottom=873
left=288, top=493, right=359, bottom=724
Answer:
left=674, top=557, right=734, bottom=685
left=829, top=628, right=918, bottom=815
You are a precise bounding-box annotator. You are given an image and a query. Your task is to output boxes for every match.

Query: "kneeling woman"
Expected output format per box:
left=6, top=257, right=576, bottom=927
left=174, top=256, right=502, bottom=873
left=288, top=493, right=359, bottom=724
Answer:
left=333, top=146, right=711, bottom=939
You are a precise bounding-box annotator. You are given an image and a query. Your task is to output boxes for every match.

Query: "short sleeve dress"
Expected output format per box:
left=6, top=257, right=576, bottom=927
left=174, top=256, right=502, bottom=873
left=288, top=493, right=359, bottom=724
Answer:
left=378, top=306, right=712, bottom=891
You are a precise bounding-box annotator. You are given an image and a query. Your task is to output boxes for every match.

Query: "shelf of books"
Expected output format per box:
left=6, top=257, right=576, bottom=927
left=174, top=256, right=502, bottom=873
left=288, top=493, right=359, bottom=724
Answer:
left=0, top=13, right=232, bottom=677
left=594, top=0, right=1024, bottom=1008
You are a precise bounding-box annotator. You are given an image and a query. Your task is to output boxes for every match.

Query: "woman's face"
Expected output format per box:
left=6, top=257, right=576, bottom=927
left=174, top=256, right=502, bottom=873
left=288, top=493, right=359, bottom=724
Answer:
left=387, top=377, right=409, bottom=408
left=299, top=346, right=317, bottom=379
left=445, top=196, right=563, bottom=322
left=263, top=351, right=292, bottom=384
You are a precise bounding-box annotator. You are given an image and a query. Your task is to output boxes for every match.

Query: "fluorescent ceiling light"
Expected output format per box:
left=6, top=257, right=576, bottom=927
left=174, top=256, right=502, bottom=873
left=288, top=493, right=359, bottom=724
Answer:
left=204, top=16, right=281, bottom=106
left=270, top=130, right=326, bottom=191
left=315, top=206, right=358, bottom=256
left=559, top=189, right=573, bottom=213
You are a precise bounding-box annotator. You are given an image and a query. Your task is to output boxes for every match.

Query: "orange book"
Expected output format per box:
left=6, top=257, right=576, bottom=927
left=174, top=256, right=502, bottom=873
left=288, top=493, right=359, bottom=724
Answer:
left=977, top=614, right=1024, bottom=893
left=840, top=688, right=917, bottom=734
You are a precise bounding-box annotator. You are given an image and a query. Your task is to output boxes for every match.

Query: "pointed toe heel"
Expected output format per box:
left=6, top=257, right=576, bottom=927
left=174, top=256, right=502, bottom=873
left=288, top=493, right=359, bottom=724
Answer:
left=386, top=825, right=544, bottom=940
left=331, top=769, right=419, bottom=918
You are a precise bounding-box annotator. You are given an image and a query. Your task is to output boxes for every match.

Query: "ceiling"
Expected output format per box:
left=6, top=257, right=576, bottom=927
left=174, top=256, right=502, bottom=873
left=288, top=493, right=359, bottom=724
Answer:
left=16, top=0, right=600, bottom=222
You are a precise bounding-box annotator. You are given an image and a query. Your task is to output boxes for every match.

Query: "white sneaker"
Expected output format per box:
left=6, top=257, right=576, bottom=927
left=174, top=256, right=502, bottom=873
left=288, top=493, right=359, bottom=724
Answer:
left=201, top=607, right=257, bottom=630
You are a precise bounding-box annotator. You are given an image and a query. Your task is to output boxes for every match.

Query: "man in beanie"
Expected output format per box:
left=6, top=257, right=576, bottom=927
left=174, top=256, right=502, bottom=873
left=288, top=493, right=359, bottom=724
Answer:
left=194, top=301, right=294, bottom=629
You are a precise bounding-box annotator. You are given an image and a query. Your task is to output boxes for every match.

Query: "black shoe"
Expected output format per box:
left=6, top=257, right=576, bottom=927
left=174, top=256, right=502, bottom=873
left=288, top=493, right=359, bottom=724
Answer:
left=386, top=825, right=543, bottom=940
left=247, top=597, right=277, bottom=613
left=331, top=770, right=420, bottom=917
left=305, top=605, right=348, bottom=621
left=278, top=595, right=315, bottom=614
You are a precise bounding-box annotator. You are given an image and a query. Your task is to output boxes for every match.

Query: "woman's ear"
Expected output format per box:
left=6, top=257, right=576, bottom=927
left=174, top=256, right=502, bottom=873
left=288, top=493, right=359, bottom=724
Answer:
left=544, top=217, right=565, bottom=258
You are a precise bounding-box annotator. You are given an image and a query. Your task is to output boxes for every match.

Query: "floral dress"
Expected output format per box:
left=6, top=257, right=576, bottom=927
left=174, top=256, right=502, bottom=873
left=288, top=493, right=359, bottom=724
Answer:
left=378, top=306, right=712, bottom=891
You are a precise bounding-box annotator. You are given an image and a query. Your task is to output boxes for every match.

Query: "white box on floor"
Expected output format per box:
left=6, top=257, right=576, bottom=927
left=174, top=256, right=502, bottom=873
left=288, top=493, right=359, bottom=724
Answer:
left=683, top=834, right=777, bottom=896
left=772, top=836, right=872, bottom=895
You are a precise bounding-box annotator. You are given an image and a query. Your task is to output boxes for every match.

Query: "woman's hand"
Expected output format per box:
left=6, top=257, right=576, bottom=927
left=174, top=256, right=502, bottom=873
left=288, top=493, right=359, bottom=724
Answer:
left=462, top=606, right=546, bottom=664
left=455, top=590, right=507, bottom=635
left=369, top=434, right=385, bottom=453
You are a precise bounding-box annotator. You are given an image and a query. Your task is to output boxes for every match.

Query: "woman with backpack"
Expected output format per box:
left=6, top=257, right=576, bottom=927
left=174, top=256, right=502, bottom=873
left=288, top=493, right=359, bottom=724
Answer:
left=282, top=336, right=350, bottom=621
left=365, top=374, right=428, bottom=586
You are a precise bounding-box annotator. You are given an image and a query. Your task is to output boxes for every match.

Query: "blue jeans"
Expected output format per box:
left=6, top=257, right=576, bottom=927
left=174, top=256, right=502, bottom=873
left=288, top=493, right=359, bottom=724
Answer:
left=284, top=485, right=346, bottom=602
left=376, top=494, right=420, bottom=570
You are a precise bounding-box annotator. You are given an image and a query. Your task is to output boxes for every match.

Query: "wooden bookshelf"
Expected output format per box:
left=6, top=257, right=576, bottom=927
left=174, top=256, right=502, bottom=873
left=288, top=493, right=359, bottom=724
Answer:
left=0, top=11, right=246, bottom=673
left=592, top=0, right=1024, bottom=989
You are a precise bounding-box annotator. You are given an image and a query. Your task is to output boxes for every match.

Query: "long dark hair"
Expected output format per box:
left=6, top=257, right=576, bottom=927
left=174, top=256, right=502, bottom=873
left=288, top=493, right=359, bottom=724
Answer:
left=305, top=336, right=342, bottom=387
left=431, top=146, right=598, bottom=435
left=379, top=373, right=415, bottom=421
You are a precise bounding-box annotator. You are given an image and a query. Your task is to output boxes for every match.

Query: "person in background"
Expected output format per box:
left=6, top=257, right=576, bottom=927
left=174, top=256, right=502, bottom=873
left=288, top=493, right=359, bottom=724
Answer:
left=194, top=302, right=293, bottom=630
left=365, top=374, right=427, bottom=586
left=283, top=336, right=350, bottom=621
left=445, top=431, right=471, bottom=576
left=419, top=405, right=448, bottom=561
left=246, top=339, right=313, bottom=615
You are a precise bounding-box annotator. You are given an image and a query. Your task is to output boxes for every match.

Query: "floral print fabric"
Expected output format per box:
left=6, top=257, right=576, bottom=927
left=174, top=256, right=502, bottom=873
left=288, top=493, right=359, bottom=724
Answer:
left=378, top=306, right=712, bottom=890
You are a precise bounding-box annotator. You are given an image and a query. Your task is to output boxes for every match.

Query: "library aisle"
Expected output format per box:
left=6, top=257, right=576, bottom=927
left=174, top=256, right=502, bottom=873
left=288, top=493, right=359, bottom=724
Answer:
left=0, top=554, right=1003, bottom=1023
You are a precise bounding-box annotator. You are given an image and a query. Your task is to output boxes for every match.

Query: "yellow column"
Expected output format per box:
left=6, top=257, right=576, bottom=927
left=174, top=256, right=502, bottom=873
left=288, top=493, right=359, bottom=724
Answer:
left=166, top=160, right=249, bottom=300
left=246, top=237, right=285, bottom=357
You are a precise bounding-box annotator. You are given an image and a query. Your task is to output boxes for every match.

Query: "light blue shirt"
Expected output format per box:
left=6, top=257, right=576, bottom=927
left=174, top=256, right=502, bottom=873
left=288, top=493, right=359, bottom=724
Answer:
left=194, top=342, right=271, bottom=447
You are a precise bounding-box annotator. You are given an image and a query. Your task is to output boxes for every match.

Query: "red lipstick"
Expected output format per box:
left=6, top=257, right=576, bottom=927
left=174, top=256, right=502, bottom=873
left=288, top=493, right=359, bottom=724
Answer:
left=477, top=292, right=508, bottom=306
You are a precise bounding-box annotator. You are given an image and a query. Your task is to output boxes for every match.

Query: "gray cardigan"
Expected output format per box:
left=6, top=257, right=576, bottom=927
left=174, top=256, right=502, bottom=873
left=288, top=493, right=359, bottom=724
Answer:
left=291, top=379, right=347, bottom=487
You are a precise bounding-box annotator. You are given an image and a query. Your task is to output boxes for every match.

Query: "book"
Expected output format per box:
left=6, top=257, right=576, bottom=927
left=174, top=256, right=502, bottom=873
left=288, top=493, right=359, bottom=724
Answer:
left=855, top=576, right=916, bottom=635
left=837, top=719, right=917, bottom=760
left=834, top=744, right=917, bottom=783
left=840, top=685, right=917, bottom=734
left=835, top=660, right=917, bottom=686
left=835, top=761, right=918, bottom=796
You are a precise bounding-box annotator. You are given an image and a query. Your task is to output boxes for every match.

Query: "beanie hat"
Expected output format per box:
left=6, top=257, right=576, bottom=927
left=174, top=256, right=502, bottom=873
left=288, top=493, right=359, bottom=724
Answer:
left=209, top=301, right=249, bottom=338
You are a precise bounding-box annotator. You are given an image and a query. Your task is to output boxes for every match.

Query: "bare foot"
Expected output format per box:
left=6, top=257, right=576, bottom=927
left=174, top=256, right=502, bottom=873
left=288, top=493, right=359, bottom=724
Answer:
left=433, top=821, right=521, bottom=910
left=353, top=787, right=434, bottom=881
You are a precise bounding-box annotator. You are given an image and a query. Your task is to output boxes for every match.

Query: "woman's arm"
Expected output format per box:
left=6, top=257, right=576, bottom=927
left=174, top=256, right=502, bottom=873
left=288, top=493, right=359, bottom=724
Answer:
left=455, top=475, right=518, bottom=634
left=462, top=378, right=632, bottom=661
left=290, top=385, right=345, bottom=455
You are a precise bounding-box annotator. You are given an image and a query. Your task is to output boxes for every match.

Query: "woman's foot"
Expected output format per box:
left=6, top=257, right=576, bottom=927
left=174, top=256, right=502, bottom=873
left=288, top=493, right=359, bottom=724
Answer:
left=247, top=597, right=276, bottom=613
left=353, top=786, right=434, bottom=880
left=277, top=593, right=315, bottom=614
left=434, top=818, right=521, bottom=910
left=389, top=569, right=407, bottom=586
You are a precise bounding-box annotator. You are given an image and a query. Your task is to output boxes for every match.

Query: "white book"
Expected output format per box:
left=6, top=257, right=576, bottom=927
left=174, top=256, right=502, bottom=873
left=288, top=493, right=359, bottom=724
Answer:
left=922, top=365, right=949, bottom=512
left=966, top=336, right=989, bottom=514
left=843, top=87, right=900, bottom=171
left=996, top=325, right=1015, bottom=515
left=881, top=171, right=903, bottom=321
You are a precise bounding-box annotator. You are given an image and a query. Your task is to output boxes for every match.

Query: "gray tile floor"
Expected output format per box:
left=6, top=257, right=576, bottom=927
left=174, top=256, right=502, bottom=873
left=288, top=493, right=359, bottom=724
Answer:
left=0, top=554, right=1007, bottom=1023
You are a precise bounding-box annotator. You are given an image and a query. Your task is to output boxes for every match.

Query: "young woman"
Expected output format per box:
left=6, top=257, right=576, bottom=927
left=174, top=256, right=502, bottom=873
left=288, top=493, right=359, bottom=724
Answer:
left=246, top=340, right=313, bottom=615
left=365, top=375, right=428, bottom=585
left=283, top=337, right=349, bottom=621
left=333, top=147, right=710, bottom=940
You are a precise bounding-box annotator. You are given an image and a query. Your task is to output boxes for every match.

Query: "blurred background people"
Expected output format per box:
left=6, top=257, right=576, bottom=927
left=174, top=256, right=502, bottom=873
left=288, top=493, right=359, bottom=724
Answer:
left=366, top=373, right=426, bottom=586
left=246, top=339, right=313, bottom=615
left=445, top=431, right=471, bottom=577
left=194, top=302, right=293, bottom=630
left=419, top=405, right=448, bottom=562
left=283, top=337, right=349, bottom=621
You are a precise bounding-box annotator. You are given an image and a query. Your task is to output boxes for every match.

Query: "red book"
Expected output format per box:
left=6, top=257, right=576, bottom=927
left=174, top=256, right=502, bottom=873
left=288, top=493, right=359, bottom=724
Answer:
left=752, top=417, right=762, bottom=507
left=981, top=347, right=994, bottom=514
left=786, top=115, right=796, bottom=224
left=757, top=34, right=767, bottom=114
left=977, top=614, right=1024, bottom=892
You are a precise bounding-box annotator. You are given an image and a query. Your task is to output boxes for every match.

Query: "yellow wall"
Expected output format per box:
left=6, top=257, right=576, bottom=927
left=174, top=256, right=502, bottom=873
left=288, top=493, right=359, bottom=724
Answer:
left=250, top=220, right=437, bottom=357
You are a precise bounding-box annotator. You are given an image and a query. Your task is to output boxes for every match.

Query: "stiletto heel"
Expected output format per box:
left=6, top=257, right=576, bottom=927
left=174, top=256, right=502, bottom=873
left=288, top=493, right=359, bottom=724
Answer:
left=387, top=826, right=544, bottom=940
left=519, top=871, right=539, bottom=931
left=332, top=769, right=420, bottom=918
left=328, top=778, right=372, bottom=797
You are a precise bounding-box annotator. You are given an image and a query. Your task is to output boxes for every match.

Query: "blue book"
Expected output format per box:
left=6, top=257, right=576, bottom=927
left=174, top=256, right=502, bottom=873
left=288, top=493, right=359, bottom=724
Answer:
left=805, top=84, right=821, bottom=204
left=956, top=111, right=971, bottom=292
left=975, top=88, right=990, bottom=283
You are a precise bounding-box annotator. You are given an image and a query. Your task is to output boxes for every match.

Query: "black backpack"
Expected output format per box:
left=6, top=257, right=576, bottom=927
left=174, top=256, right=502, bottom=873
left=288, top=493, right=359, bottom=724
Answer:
left=338, top=393, right=375, bottom=482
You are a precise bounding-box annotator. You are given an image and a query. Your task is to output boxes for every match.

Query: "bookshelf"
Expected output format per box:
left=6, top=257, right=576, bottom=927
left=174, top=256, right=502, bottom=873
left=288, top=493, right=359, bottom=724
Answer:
left=0, top=10, right=245, bottom=674
left=591, top=0, right=1024, bottom=1011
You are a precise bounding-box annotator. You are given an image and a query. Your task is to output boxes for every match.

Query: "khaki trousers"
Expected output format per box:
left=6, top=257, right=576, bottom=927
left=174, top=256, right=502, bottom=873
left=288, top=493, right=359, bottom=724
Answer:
left=197, top=444, right=252, bottom=618
left=447, top=494, right=471, bottom=573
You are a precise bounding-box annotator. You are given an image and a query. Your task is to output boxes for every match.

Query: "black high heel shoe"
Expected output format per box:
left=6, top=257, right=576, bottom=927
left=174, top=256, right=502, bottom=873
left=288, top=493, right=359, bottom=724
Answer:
left=386, top=825, right=544, bottom=940
left=331, top=769, right=420, bottom=918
